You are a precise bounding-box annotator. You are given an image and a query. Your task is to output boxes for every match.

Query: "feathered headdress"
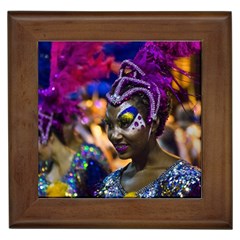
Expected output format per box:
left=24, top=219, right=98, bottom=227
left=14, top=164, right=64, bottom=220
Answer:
left=106, top=41, right=201, bottom=136
left=38, top=42, right=114, bottom=144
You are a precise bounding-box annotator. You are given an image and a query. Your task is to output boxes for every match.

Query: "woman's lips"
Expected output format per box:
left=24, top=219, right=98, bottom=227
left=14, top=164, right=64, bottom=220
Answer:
left=114, top=144, right=128, bottom=154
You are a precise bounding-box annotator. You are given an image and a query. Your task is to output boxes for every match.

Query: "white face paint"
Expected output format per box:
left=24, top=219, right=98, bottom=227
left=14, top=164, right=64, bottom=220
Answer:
left=117, top=102, right=146, bottom=132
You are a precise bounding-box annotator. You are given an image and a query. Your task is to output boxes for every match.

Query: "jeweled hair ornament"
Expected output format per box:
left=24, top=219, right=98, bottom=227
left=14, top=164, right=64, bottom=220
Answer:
left=38, top=110, right=53, bottom=145
left=106, top=60, right=160, bottom=122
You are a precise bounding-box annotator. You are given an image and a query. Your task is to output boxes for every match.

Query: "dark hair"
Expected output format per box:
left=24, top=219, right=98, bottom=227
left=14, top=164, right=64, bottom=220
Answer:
left=49, top=112, right=67, bottom=145
left=49, top=126, right=66, bottom=145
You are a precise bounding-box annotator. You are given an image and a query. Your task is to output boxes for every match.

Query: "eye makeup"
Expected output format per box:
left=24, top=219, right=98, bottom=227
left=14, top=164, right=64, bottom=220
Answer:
left=117, top=103, right=146, bottom=131
left=118, top=106, right=137, bottom=128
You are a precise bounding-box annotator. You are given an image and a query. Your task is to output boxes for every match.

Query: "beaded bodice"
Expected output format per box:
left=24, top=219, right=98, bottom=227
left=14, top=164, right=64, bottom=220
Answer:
left=95, top=160, right=201, bottom=198
left=38, top=143, right=109, bottom=197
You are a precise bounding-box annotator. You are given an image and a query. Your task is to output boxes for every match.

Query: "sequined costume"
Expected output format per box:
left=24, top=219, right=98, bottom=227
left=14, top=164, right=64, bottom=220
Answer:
left=95, top=160, right=201, bottom=198
left=38, top=143, right=109, bottom=197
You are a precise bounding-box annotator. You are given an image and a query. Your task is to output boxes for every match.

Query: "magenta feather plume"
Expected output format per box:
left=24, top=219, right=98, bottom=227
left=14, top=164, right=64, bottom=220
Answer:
left=133, top=41, right=201, bottom=103
left=50, top=42, right=114, bottom=97
left=38, top=42, right=114, bottom=138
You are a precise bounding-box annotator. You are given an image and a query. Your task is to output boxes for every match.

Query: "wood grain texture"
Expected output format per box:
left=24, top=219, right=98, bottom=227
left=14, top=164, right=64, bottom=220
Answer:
left=8, top=11, right=232, bottom=229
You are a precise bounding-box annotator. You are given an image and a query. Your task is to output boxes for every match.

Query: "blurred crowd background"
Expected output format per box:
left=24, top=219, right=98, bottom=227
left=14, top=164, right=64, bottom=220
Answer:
left=39, top=41, right=201, bottom=171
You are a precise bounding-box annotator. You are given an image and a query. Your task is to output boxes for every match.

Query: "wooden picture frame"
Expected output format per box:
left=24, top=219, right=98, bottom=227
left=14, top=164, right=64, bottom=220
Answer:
left=8, top=11, right=232, bottom=229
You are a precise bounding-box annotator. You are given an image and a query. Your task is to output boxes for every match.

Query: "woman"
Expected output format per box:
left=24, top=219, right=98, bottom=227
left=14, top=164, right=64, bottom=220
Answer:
left=38, top=41, right=114, bottom=197
left=95, top=42, right=201, bottom=198
left=38, top=88, right=109, bottom=198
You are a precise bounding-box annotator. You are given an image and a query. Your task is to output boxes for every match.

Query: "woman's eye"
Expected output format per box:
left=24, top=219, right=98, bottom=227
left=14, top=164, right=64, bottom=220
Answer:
left=118, top=118, right=133, bottom=129
left=119, top=121, right=130, bottom=128
left=118, top=113, right=135, bottom=129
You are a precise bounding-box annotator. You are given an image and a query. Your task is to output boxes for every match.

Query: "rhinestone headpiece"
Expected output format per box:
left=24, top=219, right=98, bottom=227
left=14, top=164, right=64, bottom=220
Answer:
left=38, top=109, right=54, bottom=145
left=106, top=60, right=161, bottom=122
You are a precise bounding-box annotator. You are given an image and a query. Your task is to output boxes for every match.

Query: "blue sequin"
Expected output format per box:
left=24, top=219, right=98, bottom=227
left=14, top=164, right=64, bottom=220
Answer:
left=38, top=143, right=109, bottom=197
left=95, top=160, right=201, bottom=198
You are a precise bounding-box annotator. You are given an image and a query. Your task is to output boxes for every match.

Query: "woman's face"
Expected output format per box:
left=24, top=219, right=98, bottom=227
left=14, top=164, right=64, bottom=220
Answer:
left=105, top=100, right=152, bottom=159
